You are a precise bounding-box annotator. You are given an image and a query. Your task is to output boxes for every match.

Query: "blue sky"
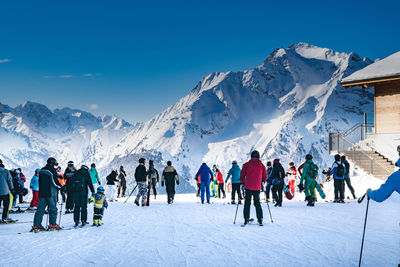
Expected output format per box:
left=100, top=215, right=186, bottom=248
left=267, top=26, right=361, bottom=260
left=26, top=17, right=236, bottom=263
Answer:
left=0, top=0, right=399, bottom=122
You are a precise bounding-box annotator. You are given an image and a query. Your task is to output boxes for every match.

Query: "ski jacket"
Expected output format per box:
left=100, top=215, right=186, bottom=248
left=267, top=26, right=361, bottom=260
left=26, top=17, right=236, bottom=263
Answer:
left=106, top=171, right=119, bottom=185
left=226, top=164, right=241, bottom=184
left=240, top=158, right=267, bottom=191
left=19, top=173, right=26, bottom=183
left=298, top=162, right=306, bottom=176
left=0, top=167, right=13, bottom=196
left=300, top=160, right=315, bottom=184
left=266, top=167, right=273, bottom=183
left=286, top=166, right=297, bottom=181
left=119, top=170, right=127, bottom=184
left=396, top=158, right=400, bottom=167
left=39, top=164, right=61, bottom=198
left=71, top=168, right=95, bottom=195
left=64, top=166, right=77, bottom=190
left=270, top=163, right=285, bottom=182
left=216, top=171, right=224, bottom=184
left=195, top=164, right=214, bottom=184
left=135, top=164, right=147, bottom=182
left=341, top=159, right=350, bottom=179
left=30, top=175, right=39, bottom=191
left=330, top=161, right=345, bottom=180
left=368, top=170, right=400, bottom=202
left=94, top=192, right=108, bottom=209
left=147, top=166, right=159, bottom=182
left=89, top=168, right=100, bottom=185
left=162, top=166, right=179, bottom=185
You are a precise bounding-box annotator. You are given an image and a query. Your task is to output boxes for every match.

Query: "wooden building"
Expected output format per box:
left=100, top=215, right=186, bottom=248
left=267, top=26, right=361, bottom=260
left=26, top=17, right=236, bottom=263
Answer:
left=341, top=51, right=400, bottom=134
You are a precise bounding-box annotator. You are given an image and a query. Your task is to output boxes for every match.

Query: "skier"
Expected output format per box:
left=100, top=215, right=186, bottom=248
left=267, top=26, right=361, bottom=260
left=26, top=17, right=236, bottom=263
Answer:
left=240, top=150, right=267, bottom=226
left=117, top=166, right=127, bottom=198
left=271, top=159, right=285, bottom=207
left=134, top=158, right=147, bottom=206
left=215, top=168, right=226, bottom=198
left=147, top=160, right=159, bottom=200
left=341, top=155, right=356, bottom=199
left=195, top=173, right=201, bottom=197
left=0, top=159, right=15, bottom=223
left=32, top=157, right=62, bottom=231
left=71, top=165, right=95, bottom=227
left=64, top=161, right=77, bottom=213
left=299, top=154, right=325, bottom=206
left=195, top=163, right=214, bottom=204
left=264, top=161, right=273, bottom=202
left=285, top=162, right=297, bottom=196
left=161, top=161, right=179, bottom=204
left=226, top=161, right=242, bottom=204
left=27, top=169, right=40, bottom=210
left=93, top=186, right=108, bottom=226
left=89, top=163, right=101, bottom=201
left=330, top=154, right=346, bottom=203
left=106, top=170, right=119, bottom=201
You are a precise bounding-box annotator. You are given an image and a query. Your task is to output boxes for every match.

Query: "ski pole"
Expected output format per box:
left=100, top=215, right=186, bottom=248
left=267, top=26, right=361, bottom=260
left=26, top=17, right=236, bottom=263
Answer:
left=266, top=200, right=273, bottom=223
left=58, top=201, right=63, bottom=226
left=358, top=192, right=367, bottom=204
left=124, top=184, right=138, bottom=204
left=359, top=197, right=370, bottom=267
left=233, top=201, right=240, bottom=224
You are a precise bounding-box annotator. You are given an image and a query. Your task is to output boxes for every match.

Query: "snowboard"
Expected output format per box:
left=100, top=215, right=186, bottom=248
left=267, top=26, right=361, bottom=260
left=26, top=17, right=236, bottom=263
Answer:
left=283, top=184, right=294, bottom=200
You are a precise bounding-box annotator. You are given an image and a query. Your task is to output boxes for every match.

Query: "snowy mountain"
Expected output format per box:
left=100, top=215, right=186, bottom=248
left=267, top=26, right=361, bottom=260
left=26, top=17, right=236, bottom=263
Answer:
left=0, top=43, right=374, bottom=190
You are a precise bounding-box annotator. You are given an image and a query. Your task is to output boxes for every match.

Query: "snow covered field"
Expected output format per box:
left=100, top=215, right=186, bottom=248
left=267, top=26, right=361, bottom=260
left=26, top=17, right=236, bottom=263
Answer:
left=0, top=180, right=399, bottom=267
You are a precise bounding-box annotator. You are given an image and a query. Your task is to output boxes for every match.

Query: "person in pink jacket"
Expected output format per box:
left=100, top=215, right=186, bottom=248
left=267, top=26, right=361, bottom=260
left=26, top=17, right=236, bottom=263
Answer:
left=240, top=150, right=267, bottom=226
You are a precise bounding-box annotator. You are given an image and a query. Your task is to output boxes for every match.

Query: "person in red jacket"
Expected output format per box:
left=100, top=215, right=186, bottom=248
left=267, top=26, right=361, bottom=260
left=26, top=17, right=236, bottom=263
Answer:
left=240, top=150, right=267, bottom=226
left=286, top=162, right=297, bottom=196
left=195, top=173, right=201, bottom=197
left=215, top=168, right=226, bottom=198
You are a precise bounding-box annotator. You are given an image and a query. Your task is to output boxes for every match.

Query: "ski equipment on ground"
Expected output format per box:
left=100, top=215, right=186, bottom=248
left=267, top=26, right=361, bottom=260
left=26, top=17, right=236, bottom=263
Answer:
left=123, top=184, right=138, bottom=204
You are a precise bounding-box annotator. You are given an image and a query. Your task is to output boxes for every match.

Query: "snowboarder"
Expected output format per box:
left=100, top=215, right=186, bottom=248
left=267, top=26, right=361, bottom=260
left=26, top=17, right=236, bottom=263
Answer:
left=226, top=161, right=242, bottom=204
left=271, top=159, right=285, bottom=207
left=240, top=150, right=267, bottom=226
left=93, top=186, right=108, bottom=226
left=195, top=163, right=214, bottom=204
left=71, top=165, right=95, bottom=227
left=64, top=161, right=77, bottom=213
left=330, top=154, right=346, bottom=203
left=117, top=166, right=127, bottom=198
left=215, top=168, right=226, bottom=198
left=0, top=159, right=15, bottom=223
left=147, top=160, right=159, bottom=200
left=106, top=170, right=119, bottom=201
left=341, top=155, right=356, bottom=199
left=161, top=161, right=179, bottom=204
left=32, top=157, right=62, bottom=231
left=286, top=162, right=297, bottom=196
left=134, top=158, right=147, bottom=206
left=27, top=169, right=40, bottom=210
left=299, top=154, right=325, bottom=206
left=264, top=161, right=273, bottom=202
left=89, top=163, right=100, bottom=200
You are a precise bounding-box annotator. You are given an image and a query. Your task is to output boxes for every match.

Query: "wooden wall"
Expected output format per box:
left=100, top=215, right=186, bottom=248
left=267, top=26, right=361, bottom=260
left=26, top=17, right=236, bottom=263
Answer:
left=374, top=80, right=400, bottom=134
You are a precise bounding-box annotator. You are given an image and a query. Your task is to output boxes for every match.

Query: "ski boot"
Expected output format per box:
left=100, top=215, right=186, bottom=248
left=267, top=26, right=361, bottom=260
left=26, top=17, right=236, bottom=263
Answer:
left=339, top=199, right=345, bottom=203
left=306, top=196, right=312, bottom=206
left=134, top=200, right=139, bottom=206
left=238, top=200, right=242, bottom=205
left=31, top=225, right=46, bottom=232
left=231, top=200, right=235, bottom=204
left=93, top=219, right=98, bottom=226
left=333, top=199, right=339, bottom=203
left=207, top=200, right=210, bottom=204
left=201, top=200, right=204, bottom=204
left=308, top=198, right=315, bottom=207
left=81, top=221, right=87, bottom=227
left=241, top=219, right=250, bottom=227
left=98, top=219, right=103, bottom=226
left=258, top=219, right=264, bottom=226
left=74, top=221, right=79, bottom=227
left=48, top=224, right=61, bottom=231
left=266, top=198, right=270, bottom=203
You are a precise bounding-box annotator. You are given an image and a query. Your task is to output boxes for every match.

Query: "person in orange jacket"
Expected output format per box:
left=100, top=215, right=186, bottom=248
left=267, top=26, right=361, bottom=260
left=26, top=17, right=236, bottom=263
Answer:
left=57, top=166, right=66, bottom=203
left=215, top=168, right=226, bottom=198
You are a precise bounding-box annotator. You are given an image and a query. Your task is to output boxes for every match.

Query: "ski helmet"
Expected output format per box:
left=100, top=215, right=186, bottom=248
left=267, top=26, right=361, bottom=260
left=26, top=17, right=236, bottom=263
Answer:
left=47, top=157, right=58, bottom=167
left=334, top=154, right=341, bottom=162
left=305, top=154, right=313, bottom=160
left=232, top=160, right=237, bottom=165
left=97, top=186, right=105, bottom=194
left=251, top=150, right=260, bottom=159
left=35, top=168, right=41, bottom=175
left=139, top=158, right=145, bottom=164
left=91, top=163, right=96, bottom=168
left=68, top=161, right=74, bottom=166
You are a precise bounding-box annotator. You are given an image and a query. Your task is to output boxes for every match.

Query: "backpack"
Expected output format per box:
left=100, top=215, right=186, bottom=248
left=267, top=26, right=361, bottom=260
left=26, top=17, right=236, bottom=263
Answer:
left=307, top=163, right=319, bottom=178
left=71, top=171, right=86, bottom=192
left=336, top=163, right=345, bottom=178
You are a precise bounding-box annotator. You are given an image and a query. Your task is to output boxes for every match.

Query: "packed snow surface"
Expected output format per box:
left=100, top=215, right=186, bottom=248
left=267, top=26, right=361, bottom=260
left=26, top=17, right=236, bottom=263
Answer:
left=0, top=175, right=399, bottom=267
left=342, top=51, right=400, bottom=83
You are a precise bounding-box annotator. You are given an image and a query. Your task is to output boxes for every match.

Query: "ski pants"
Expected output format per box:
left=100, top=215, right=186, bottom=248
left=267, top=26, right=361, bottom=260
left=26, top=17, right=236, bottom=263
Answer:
left=166, top=180, right=175, bottom=203
left=344, top=177, right=355, bottom=195
left=243, top=189, right=263, bottom=221
left=73, top=193, right=88, bottom=223
left=231, top=183, right=242, bottom=201
left=30, top=190, right=39, bottom=207
left=135, top=182, right=147, bottom=205
left=66, top=190, right=74, bottom=210
left=33, top=196, right=58, bottom=227
left=107, top=185, right=116, bottom=201
left=287, top=180, right=295, bottom=196
left=151, top=178, right=157, bottom=197
left=93, top=207, right=104, bottom=221
left=0, top=194, right=10, bottom=220
left=118, top=181, right=127, bottom=197
left=272, top=181, right=284, bottom=204
left=200, top=181, right=211, bottom=202
left=304, top=177, right=317, bottom=199
left=218, top=183, right=225, bottom=198
left=334, top=179, right=345, bottom=200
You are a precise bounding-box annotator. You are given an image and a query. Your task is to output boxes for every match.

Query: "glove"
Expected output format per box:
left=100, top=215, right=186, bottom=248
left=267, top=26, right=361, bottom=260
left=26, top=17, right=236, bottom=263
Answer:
left=177, top=180, right=179, bottom=185
left=98, top=181, right=101, bottom=185
left=298, top=183, right=304, bottom=192
left=161, top=181, right=164, bottom=187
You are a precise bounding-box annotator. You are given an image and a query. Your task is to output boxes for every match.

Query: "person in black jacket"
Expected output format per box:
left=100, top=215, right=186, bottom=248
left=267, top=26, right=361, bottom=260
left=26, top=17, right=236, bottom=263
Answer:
left=117, top=166, right=127, bottom=198
left=134, top=158, right=147, bottom=206
left=106, top=170, right=119, bottom=201
left=147, top=160, right=159, bottom=200
left=71, top=165, right=95, bottom=227
left=161, top=161, right=179, bottom=204
left=64, top=161, right=77, bottom=213
left=32, top=157, right=61, bottom=231
left=271, top=158, right=285, bottom=207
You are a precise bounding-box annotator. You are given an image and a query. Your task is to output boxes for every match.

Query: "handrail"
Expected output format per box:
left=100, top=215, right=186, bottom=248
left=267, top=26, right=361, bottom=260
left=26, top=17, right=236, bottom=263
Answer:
left=343, top=123, right=374, bottom=137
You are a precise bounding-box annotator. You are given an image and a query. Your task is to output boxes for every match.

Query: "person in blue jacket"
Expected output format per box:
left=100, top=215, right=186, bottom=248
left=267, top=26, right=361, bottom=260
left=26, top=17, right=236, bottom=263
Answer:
left=367, top=147, right=400, bottom=202
left=27, top=169, right=40, bottom=210
left=195, top=163, right=214, bottom=204
left=225, top=161, right=242, bottom=204
left=330, top=154, right=346, bottom=203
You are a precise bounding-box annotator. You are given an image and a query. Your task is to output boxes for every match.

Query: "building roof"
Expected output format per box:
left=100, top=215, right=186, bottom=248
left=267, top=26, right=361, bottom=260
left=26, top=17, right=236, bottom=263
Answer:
left=341, top=51, right=400, bottom=87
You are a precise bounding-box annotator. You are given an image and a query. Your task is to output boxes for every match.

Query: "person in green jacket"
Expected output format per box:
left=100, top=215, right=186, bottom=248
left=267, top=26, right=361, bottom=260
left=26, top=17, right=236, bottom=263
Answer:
left=299, top=154, right=325, bottom=206
left=89, top=163, right=100, bottom=201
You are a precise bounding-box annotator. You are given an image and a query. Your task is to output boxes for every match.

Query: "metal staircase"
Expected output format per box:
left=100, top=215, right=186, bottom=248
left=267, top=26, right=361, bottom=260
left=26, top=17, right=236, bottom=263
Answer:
left=329, top=123, right=394, bottom=180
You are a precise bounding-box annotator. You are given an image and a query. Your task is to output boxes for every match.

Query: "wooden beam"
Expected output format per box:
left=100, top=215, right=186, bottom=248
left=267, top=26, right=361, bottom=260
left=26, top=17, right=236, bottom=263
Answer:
left=341, top=75, right=400, bottom=88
